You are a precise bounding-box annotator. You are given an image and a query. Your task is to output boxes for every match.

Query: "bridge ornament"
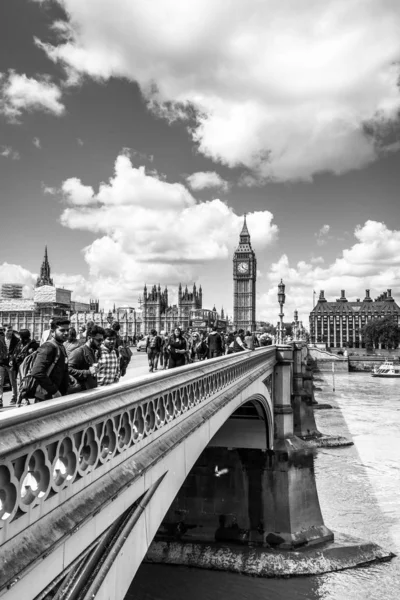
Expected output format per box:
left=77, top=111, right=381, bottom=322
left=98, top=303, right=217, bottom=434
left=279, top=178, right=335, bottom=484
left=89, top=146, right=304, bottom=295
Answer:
left=0, top=348, right=275, bottom=546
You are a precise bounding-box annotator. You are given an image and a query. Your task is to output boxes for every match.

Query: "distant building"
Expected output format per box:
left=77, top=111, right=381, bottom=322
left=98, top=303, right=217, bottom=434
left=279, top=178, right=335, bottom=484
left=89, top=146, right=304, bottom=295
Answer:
left=0, top=248, right=93, bottom=339
left=309, top=289, right=400, bottom=348
left=70, top=306, right=139, bottom=341
left=1, top=283, right=23, bottom=299
left=233, top=215, right=257, bottom=332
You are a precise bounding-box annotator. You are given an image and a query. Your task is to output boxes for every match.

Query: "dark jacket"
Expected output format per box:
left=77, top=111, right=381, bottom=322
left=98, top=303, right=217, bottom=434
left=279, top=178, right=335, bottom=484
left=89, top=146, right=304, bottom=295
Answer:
left=0, top=334, right=19, bottom=366
left=146, top=334, right=162, bottom=353
left=207, top=331, right=223, bottom=353
left=68, top=344, right=97, bottom=389
left=168, top=336, right=187, bottom=357
left=30, top=340, right=69, bottom=397
left=13, top=339, right=39, bottom=370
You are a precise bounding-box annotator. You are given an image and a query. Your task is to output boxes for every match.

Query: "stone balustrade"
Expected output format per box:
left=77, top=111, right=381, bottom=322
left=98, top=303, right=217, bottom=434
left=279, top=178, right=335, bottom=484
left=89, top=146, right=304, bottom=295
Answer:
left=0, top=347, right=275, bottom=554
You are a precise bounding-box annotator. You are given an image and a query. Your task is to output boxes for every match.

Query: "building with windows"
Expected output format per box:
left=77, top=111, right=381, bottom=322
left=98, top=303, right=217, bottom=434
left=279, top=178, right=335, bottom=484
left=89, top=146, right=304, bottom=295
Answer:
left=233, top=215, right=257, bottom=332
left=1, top=283, right=23, bottom=299
left=309, top=289, right=400, bottom=348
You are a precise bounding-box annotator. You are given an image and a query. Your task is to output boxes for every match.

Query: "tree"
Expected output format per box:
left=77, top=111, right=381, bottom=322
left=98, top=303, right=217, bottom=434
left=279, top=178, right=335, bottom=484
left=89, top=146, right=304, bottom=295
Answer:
left=361, top=316, right=400, bottom=349
left=259, top=322, right=276, bottom=335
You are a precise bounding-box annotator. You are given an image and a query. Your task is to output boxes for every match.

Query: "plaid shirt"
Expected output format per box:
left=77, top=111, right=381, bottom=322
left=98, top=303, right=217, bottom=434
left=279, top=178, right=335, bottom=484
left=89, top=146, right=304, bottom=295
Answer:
left=97, top=345, right=120, bottom=386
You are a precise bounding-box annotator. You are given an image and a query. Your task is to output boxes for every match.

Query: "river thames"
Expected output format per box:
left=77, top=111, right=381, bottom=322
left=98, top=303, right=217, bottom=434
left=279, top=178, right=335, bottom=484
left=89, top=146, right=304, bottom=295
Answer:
left=129, top=371, right=400, bottom=600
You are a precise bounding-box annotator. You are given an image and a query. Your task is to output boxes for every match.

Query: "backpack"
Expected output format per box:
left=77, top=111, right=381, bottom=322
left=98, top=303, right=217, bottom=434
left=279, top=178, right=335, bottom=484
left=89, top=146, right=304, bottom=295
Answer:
left=18, top=341, right=61, bottom=404
left=149, top=335, right=159, bottom=349
left=0, top=339, right=7, bottom=362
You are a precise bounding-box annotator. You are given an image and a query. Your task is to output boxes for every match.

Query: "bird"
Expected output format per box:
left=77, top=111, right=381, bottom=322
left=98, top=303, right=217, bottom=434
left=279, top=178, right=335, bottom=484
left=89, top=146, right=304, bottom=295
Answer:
left=214, top=465, right=229, bottom=477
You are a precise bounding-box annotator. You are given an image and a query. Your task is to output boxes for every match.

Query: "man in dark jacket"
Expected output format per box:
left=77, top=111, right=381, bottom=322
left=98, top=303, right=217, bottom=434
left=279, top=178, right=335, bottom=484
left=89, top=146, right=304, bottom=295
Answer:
left=68, top=325, right=105, bottom=390
left=30, top=316, right=70, bottom=402
left=207, top=326, right=223, bottom=359
left=0, top=324, right=19, bottom=405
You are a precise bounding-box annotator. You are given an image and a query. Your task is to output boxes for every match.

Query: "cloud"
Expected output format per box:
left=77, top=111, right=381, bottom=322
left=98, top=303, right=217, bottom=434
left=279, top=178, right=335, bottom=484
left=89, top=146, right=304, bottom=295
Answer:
left=0, top=145, right=20, bottom=160
left=77, top=137, right=84, bottom=146
left=315, top=224, right=330, bottom=246
left=35, top=0, right=400, bottom=182
left=57, top=150, right=278, bottom=304
left=186, top=171, right=229, bottom=191
left=42, top=184, right=57, bottom=195
left=33, top=137, right=41, bottom=149
left=0, top=70, right=64, bottom=122
left=0, top=263, right=36, bottom=298
left=258, top=220, right=400, bottom=324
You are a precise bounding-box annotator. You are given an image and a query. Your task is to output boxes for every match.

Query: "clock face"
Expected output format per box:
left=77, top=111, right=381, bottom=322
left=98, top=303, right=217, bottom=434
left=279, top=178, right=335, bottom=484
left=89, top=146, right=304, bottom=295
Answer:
left=237, top=262, right=249, bottom=274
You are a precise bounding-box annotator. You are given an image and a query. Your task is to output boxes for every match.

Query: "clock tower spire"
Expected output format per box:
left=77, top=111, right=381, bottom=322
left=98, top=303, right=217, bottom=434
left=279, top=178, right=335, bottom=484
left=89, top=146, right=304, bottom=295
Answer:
left=233, top=215, right=257, bottom=332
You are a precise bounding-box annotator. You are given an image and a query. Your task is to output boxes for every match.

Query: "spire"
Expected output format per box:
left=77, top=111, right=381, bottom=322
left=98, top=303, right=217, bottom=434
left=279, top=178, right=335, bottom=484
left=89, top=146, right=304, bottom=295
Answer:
left=240, top=214, right=250, bottom=237
left=36, top=245, right=54, bottom=287
left=236, top=214, right=252, bottom=250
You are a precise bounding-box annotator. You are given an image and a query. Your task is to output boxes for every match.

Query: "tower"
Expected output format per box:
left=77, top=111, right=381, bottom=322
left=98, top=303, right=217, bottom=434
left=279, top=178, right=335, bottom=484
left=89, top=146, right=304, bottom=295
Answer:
left=233, top=215, right=257, bottom=332
left=36, top=246, right=54, bottom=287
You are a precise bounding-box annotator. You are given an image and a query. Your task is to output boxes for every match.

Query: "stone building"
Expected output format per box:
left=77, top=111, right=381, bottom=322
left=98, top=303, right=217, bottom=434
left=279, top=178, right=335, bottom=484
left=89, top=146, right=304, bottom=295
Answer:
left=141, top=283, right=203, bottom=334
left=1, top=283, right=23, bottom=299
left=309, top=289, right=400, bottom=348
left=70, top=306, right=139, bottom=341
left=233, top=216, right=257, bottom=332
left=0, top=248, right=92, bottom=340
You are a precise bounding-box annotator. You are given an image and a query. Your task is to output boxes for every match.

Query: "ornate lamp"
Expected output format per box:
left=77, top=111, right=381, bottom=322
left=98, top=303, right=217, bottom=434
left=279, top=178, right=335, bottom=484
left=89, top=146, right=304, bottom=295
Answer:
left=277, top=279, right=286, bottom=344
left=293, top=309, right=299, bottom=341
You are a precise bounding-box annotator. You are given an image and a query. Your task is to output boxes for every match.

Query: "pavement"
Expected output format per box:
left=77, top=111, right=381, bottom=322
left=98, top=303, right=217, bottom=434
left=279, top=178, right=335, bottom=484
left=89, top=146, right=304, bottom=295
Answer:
left=0, top=347, right=154, bottom=412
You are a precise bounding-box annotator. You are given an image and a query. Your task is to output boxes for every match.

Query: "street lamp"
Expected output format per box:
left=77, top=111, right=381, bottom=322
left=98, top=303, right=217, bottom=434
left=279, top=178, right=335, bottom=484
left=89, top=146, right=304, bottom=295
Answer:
left=293, top=309, right=298, bottom=341
left=277, top=279, right=286, bottom=344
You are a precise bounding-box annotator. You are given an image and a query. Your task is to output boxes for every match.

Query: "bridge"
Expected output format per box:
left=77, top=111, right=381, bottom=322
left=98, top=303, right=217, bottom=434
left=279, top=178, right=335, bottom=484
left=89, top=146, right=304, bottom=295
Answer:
left=0, top=343, right=332, bottom=600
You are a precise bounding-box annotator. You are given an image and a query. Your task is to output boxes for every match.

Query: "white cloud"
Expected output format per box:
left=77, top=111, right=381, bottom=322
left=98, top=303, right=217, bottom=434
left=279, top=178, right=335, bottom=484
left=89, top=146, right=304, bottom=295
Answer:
left=33, top=137, right=41, bottom=149
left=0, top=145, right=20, bottom=160
left=57, top=151, right=278, bottom=304
left=35, top=0, right=400, bottom=181
left=0, top=70, right=64, bottom=122
left=42, top=184, right=57, bottom=195
left=315, top=223, right=331, bottom=246
left=259, top=220, right=400, bottom=325
left=0, top=263, right=36, bottom=298
left=186, top=171, right=229, bottom=191
left=77, top=137, right=84, bottom=146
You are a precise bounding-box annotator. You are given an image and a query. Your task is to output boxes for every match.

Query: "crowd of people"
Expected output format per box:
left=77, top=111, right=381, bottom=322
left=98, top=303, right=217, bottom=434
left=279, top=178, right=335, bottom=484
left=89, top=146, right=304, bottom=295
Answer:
left=0, top=319, right=273, bottom=407
left=142, top=326, right=272, bottom=373
left=0, top=317, right=133, bottom=408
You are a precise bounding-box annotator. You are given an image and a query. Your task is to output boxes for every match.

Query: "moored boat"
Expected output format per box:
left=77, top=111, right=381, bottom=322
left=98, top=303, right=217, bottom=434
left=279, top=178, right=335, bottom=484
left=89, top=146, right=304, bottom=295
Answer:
left=371, top=359, right=400, bottom=377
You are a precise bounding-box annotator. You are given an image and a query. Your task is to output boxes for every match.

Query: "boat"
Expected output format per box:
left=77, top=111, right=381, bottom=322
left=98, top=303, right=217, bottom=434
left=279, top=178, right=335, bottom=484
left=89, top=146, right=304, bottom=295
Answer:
left=371, top=359, right=400, bottom=377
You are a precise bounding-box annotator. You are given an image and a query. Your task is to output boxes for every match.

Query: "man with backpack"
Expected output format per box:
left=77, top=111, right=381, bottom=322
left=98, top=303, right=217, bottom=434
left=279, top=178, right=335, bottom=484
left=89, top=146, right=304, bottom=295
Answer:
left=26, top=316, right=70, bottom=403
left=146, top=329, right=162, bottom=372
left=0, top=324, right=19, bottom=406
left=207, top=326, right=223, bottom=359
left=68, top=325, right=105, bottom=391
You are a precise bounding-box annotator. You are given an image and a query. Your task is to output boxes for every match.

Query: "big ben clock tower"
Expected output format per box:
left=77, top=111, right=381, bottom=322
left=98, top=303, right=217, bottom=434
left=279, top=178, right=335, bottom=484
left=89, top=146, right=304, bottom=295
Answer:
left=233, top=215, right=257, bottom=332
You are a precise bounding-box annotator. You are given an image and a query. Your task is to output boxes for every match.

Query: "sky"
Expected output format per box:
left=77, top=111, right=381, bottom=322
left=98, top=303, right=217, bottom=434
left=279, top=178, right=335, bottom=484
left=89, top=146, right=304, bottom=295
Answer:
left=1, top=0, right=400, bottom=326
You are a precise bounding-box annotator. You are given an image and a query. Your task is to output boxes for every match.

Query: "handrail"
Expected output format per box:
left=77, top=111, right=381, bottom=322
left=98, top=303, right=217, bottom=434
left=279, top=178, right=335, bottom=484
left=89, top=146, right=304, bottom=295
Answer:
left=0, top=347, right=276, bottom=547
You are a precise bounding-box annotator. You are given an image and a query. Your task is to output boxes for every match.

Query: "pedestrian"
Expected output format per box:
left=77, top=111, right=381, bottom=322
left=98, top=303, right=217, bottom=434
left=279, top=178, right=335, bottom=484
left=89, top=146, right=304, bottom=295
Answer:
left=244, top=330, right=254, bottom=350
left=97, top=328, right=120, bottom=386
left=64, top=327, right=80, bottom=357
left=68, top=325, right=105, bottom=390
left=146, top=329, right=162, bottom=372
left=119, top=339, right=132, bottom=376
left=111, top=322, right=124, bottom=350
left=159, top=331, right=170, bottom=370
left=40, top=318, right=54, bottom=345
left=13, top=329, right=39, bottom=405
left=0, top=324, right=19, bottom=405
left=207, top=326, right=223, bottom=358
left=30, top=316, right=70, bottom=402
left=168, top=327, right=187, bottom=369
left=193, top=332, right=208, bottom=361
left=233, top=329, right=248, bottom=352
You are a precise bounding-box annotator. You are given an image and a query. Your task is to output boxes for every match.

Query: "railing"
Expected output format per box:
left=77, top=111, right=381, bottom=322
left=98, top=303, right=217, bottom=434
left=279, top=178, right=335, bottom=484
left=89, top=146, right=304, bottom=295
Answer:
left=0, top=347, right=276, bottom=551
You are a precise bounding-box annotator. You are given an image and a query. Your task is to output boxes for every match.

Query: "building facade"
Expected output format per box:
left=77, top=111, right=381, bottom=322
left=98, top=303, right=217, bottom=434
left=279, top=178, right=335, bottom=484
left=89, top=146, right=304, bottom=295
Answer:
left=141, top=283, right=203, bottom=334
left=70, top=307, right=139, bottom=341
left=233, top=216, right=257, bottom=332
left=1, top=284, right=23, bottom=299
left=309, top=289, right=400, bottom=348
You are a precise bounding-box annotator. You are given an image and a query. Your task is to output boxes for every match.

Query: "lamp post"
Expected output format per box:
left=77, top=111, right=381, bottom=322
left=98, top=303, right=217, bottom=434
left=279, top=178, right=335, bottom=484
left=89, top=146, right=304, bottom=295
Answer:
left=277, top=279, right=286, bottom=344
left=293, top=309, right=299, bottom=341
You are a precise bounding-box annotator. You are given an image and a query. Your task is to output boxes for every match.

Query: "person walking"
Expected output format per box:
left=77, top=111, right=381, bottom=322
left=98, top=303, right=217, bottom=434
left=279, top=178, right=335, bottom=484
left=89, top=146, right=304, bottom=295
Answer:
left=146, top=329, right=162, bottom=372
left=233, top=329, right=248, bottom=352
left=119, top=339, right=132, bottom=376
left=68, top=325, right=105, bottom=391
left=0, top=324, right=19, bottom=405
left=30, top=316, right=70, bottom=402
left=193, top=332, right=208, bottom=361
left=97, top=329, right=120, bottom=386
left=244, top=330, right=255, bottom=350
left=207, top=326, right=223, bottom=359
left=168, top=327, right=187, bottom=369
left=40, top=318, right=54, bottom=345
left=159, top=331, right=170, bottom=370
left=13, top=329, right=39, bottom=405
left=64, top=327, right=80, bottom=357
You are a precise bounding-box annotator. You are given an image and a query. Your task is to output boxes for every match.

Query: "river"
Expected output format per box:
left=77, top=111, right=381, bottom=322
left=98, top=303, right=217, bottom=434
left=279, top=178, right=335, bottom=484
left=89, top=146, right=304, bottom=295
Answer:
left=127, top=372, right=400, bottom=600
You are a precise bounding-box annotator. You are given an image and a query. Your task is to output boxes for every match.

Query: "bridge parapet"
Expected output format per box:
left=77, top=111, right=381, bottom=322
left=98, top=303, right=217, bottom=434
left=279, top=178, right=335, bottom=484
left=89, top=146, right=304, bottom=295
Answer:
left=0, top=347, right=276, bottom=596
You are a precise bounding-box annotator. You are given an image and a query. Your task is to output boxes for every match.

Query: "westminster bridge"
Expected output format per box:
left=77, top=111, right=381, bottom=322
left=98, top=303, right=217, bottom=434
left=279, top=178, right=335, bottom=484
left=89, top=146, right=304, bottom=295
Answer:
left=0, top=344, right=333, bottom=600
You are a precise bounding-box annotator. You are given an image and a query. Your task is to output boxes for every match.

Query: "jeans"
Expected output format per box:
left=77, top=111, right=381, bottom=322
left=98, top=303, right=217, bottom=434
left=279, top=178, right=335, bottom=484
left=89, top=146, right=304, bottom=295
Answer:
left=0, top=364, right=18, bottom=399
left=148, top=350, right=160, bottom=371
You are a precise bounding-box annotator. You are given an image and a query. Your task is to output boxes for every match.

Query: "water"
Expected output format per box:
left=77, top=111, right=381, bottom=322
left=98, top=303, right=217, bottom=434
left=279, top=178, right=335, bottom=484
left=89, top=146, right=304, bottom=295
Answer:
left=128, top=373, right=400, bottom=600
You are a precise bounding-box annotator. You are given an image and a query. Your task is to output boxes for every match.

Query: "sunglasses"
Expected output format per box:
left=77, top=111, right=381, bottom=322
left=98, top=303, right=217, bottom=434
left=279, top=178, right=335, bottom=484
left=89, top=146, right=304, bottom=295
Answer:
left=58, top=328, right=69, bottom=332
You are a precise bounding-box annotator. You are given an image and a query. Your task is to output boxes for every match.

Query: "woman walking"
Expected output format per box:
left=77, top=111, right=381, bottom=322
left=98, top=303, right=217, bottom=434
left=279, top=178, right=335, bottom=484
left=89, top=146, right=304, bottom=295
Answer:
left=168, top=327, right=187, bottom=369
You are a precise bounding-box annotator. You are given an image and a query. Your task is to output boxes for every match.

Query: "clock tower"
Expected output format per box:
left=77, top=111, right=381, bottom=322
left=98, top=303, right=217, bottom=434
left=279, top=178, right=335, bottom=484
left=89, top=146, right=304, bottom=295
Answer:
left=233, top=215, right=257, bottom=332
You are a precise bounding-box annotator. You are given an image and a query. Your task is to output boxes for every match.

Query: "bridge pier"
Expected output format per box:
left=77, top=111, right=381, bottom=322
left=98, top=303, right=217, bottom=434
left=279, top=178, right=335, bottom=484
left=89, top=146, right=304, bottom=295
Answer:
left=291, top=342, right=322, bottom=439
